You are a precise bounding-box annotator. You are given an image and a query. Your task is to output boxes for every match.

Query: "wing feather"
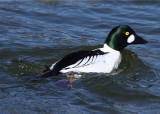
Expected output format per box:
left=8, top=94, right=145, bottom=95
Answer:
left=51, top=50, right=108, bottom=74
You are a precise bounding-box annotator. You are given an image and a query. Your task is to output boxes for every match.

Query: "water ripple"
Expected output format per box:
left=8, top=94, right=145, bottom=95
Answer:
left=0, top=0, right=160, bottom=113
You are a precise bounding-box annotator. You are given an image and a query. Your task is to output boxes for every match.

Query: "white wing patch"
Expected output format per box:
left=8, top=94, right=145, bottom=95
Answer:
left=60, top=54, right=107, bottom=73
left=64, top=55, right=97, bottom=70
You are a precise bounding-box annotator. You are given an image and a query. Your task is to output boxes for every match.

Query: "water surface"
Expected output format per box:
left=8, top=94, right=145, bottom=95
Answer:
left=0, top=0, right=160, bottom=114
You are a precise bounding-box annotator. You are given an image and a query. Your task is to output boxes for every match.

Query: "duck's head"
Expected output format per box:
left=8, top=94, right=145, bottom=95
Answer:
left=105, top=25, right=148, bottom=51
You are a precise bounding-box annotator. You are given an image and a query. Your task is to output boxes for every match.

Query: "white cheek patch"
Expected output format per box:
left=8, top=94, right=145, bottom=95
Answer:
left=127, top=34, right=135, bottom=43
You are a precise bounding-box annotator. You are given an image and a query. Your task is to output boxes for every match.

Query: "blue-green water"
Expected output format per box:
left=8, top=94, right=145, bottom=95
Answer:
left=0, top=0, right=160, bottom=114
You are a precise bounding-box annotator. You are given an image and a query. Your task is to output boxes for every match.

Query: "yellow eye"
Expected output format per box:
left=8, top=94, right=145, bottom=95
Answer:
left=125, top=32, right=129, bottom=36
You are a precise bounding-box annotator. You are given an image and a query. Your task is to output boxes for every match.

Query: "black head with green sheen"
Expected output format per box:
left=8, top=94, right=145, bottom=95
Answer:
left=105, top=25, right=148, bottom=51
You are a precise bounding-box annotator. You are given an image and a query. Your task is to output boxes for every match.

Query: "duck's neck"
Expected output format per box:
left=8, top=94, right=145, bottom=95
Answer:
left=100, top=44, right=120, bottom=53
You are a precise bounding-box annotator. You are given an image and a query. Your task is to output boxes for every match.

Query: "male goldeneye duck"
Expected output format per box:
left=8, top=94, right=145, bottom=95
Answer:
left=39, top=25, right=147, bottom=77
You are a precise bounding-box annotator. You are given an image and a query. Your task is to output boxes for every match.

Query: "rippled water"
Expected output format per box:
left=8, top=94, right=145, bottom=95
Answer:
left=0, top=0, right=160, bottom=114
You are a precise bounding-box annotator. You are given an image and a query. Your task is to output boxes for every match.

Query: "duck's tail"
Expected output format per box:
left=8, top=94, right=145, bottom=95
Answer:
left=38, top=65, right=57, bottom=78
